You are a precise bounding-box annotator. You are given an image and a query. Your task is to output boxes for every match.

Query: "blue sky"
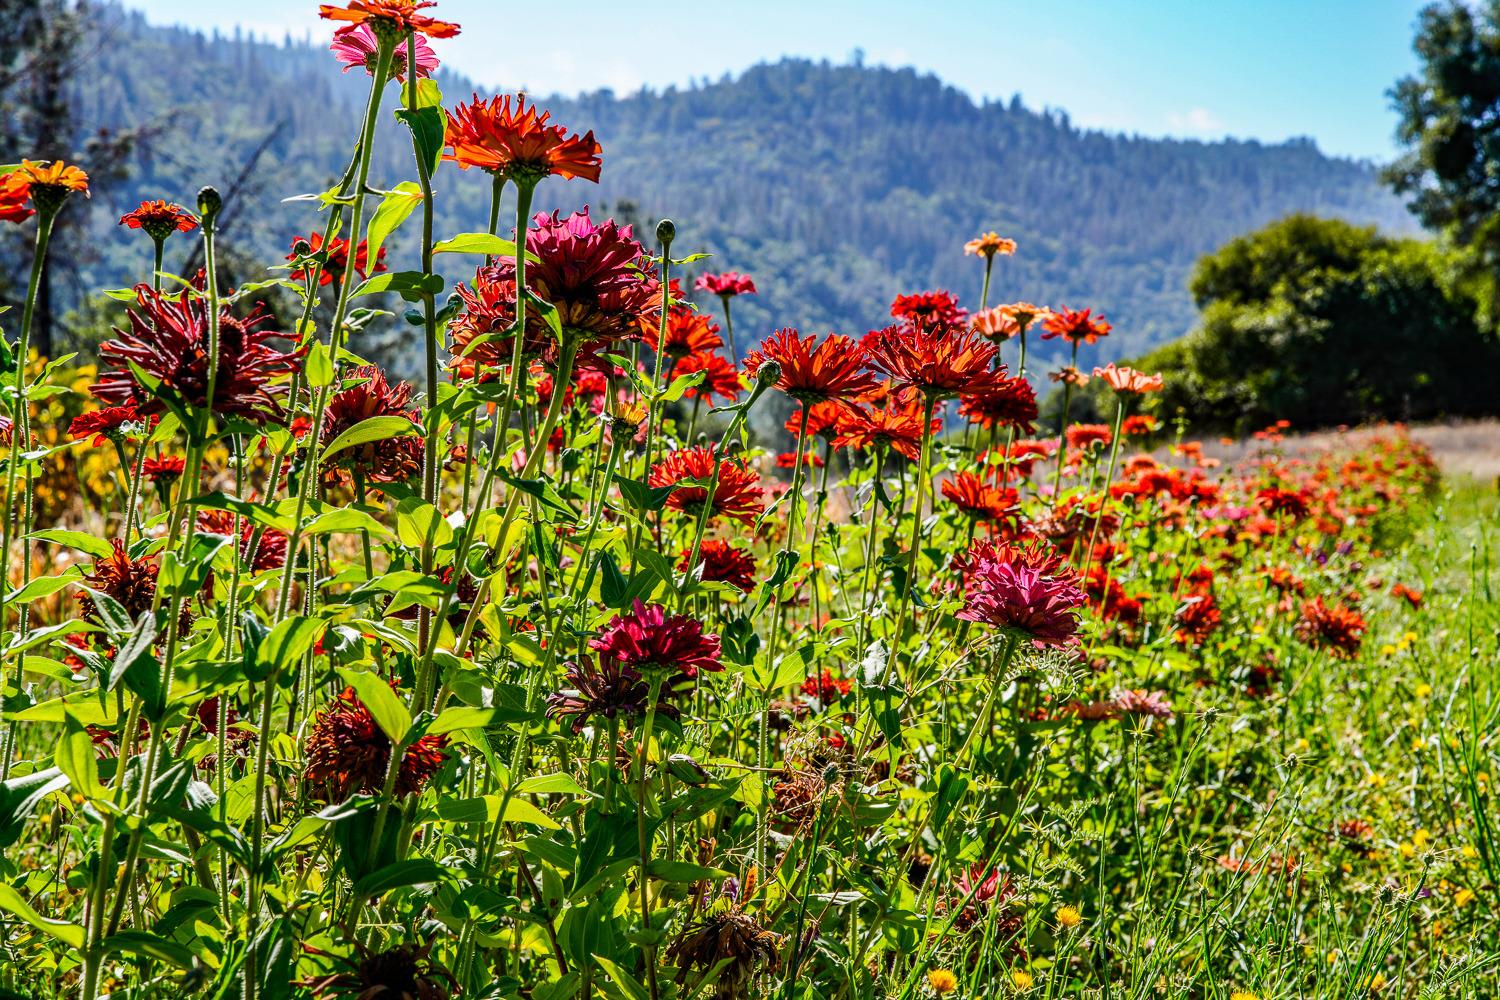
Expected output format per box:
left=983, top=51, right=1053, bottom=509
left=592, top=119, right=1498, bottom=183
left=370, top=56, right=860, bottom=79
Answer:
left=134, top=0, right=1430, bottom=162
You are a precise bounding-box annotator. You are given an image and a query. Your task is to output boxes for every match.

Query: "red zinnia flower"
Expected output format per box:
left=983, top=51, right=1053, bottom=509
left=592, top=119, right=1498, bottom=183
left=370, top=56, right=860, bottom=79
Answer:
left=1122, top=414, right=1159, bottom=436
left=288, top=232, right=386, bottom=287
left=1065, top=424, right=1112, bottom=452
left=78, top=539, right=158, bottom=625
left=648, top=306, right=723, bottom=360
left=320, top=365, right=424, bottom=486
left=649, top=446, right=765, bottom=525
left=445, top=92, right=600, bottom=182
left=866, top=323, right=1005, bottom=401
left=695, top=271, right=757, bottom=298
left=448, top=267, right=557, bottom=379
left=197, top=509, right=288, bottom=573
left=1389, top=582, right=1423, bottom=608
left=69, top=405, right=150, bottom=447
left=1256, top=486, right=1311, bottom=519
left=317, top=0, right=460, bottom=39
left=679, top=539, right=758, bottom=593
left=957, top=375, right=1038, bottom=433
left=119, top=200, right=198, bottom=241
left=143, top=454, right=186, bottom=486
left=1173, top=592, right=1222, bottom=646
left=789, top=400, right=844, bottom=441
left=0, top=172, right=33, bottom=225
left=304, top=685, right=449, bottom=802
left=93, top=282, right=296, bottom=424
left=1041, top=307, right=1111, bottom=345
left=800, top=669, right=852, bottom=702
left=742, top=328, right=879, bottom=409
left=833, top=389, right=938, bottom=461
left=956, top=542, right=1087, bottom=645
left=890, top=290, right=967, bottom=328
left=674, top=351, right=744, bottom=406
left=1294, top=597, right=1366, bottom=658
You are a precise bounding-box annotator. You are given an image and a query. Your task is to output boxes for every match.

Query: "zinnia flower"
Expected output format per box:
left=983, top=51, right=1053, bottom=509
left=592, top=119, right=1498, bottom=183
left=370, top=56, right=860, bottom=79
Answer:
left=197, top=509, right=288, bottom=573
left=648, top=306, right=722, bottom=360
left=445, top=92, right=600, bottom=182
left=1041, top=307, right=1111, bottom=345
left=679, top=539, right=758, bottom=593
left=956, top=542, right=1086, bottom=645
left=93, top=283, right=296, bottom=424
left=833, top=389, right=938, bottom=461
left=666, top=912, right=782, bottom=1000
left=320, top=365, right=423, bottom=485
left=16, top=159, right=89, bottom=211
left=957, top=375, right=1037, bottom=432
left=118, top=201, right=198, bottom=241
left=0, top=172, right=33, bottom=224
left=486, top=209, right=652, bottom=344
left=942, top=472, right=1018, bottom=523
left=288, top=232, right=386, bottom=287
left=330, top=22, right=438, bottom=80
left=890, top=290, right=967, bottom=328
left=674, top=351, right=744, bottom=406
left=964, top=232, right=1017, bottom=258
left=78, top=539, right=158, bottom=625
left=1294, top=597, right=1366, bottom=658
left=866, top=323, right=1004, bottom=400
left=649, top=446, right=764, bottom=525
left=695, top=271, right=757, bottom=298
left=742, top=328, right=879, bottom=409
left=318, top=0, right=460, bottom=39
left=1065, top=424, right=1112, bottom=452
left=143, top=454, right=186, bottom=486
left=304, top=685, right=449, bottom=802
left=68, top=405, right=151, bottom=447
left=1049, top=366, right=1089, bottom=387
left=448, top=267, right=556, bottom=379
left=1094, top=363, right=1163, bottom=395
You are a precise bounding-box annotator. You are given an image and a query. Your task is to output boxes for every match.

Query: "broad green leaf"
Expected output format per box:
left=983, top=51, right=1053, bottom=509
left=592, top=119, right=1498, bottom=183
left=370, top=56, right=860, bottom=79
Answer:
left=256, top=616, right=326, bottom=675
left=306, top=342, right=334, bottom=387
left=322, top=415, right=420, bottom=460
left=429, top=704, right=531, bottom=734
left=352, top=859, right=453, bottom=897
left=433, top=233, right=536, bottom=261
left=0, top=768, right=69, bottom=849
left=394, top=105, right=445, bottom=175
left=365, top=181, right=422, bottom=264
left=4, top=567, right=81, bottom=605
left=396, top=497, right=454, bottom=549
left=0, top=884, right=84, bottom=949
left=435, top=794, right=561, bottom=829
left=30, top=530, right=115, bottom=560
left=337, top=669, right=413, bottom=744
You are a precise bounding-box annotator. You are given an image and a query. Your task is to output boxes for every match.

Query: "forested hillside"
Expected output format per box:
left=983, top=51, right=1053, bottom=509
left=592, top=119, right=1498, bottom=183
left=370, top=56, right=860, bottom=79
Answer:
left=19, top=4, right=1414, bottom=370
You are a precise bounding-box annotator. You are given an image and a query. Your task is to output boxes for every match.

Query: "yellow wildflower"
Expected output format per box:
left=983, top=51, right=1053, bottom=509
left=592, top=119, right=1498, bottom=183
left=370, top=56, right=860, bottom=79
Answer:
left=1010, top=969, right=1034, bottom=991
left=927, top=969, right=958, bottom=995
left=1055, top=904, right=1083, bottom=929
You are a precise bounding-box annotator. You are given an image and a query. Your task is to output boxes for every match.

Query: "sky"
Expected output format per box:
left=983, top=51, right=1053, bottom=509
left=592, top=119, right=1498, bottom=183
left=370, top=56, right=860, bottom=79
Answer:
left=132, top=0, right=1432, bottom=162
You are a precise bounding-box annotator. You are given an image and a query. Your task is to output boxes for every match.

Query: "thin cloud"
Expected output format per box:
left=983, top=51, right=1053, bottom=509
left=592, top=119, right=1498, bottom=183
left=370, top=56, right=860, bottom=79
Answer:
left=1167, top=107, right=1224, bottom=133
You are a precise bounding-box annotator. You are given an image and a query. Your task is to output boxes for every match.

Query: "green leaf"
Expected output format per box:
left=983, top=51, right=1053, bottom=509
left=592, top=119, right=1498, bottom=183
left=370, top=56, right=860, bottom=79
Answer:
left=396, top=497, right=454, bottom=550
left=646, top=860, right=731, bottom=883
left=255, top=616, right=326, bottom=676
left=429, top=704, right=531, bottom=734
left=365, top=181, right=423, bottom=264
left=351, top=269, right=444, bottom=301
left=614, top=474, right=678, bottom=512
left=0, top=768, right=69, bottom=849
left=337, top=669, right=413, bottom=744
left=661, top=369, right=706, bottom=403
left=100, top=930, right=195, bottom=968
left=395, top=105, right=445, bottom=175
left=302, top=507, right=392, bottom=539
left=432, top=232, right=529, bottom=259
left=592, top=955, right=650, bottom=1000
left=306, top=342, right=334, bottom=388
left=107, top=614, right=163, bottom=718
left=352, top=859, right=453, bottom=897
left=514, top=773, right=587, bottom=796
left=30, top=529, right=115, bottom=560
left=322, top=415, right=420, bottom=460
left=435, top=795, right=561, bottom=829
left=0, top=884, right=83, bottom=949
left=57, top=716, right=106, bottom=801
left=4, top=567, right=81, bottom=605
left=413, top=77, right=443, bottom=109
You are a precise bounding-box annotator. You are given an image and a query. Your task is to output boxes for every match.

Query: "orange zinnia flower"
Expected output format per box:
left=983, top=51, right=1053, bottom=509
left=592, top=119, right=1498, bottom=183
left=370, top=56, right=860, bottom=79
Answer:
left=647, top=306, right=722, bottom=360
left=445, top=92, right=600, bottom=182
left=964, top=231, right=1017, bottom=259
left=318, top=0, right=460, bottom=39
left=119, top=200, right=199, bottom=240
left=866, top=323, right=1003, bottom=400
left=941, top=472, right=1018, bottom=522
left=971, top=301, right=1051, bottom=342
left=1093, top=363, right=1163, bottom=395
left=1049, top=365, right=1089, bottom=387
left=1041, top=307, right=1111, bottom=345
left=742, top=328, right=880, bottom=409
left=17, top=159, right=89, bottom=203
left=0, top=172, right=33, bottom=224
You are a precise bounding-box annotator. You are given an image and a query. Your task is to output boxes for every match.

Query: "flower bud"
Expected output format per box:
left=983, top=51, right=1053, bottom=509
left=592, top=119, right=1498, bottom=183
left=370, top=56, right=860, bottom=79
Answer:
left=666, top=753, right=711, bottom=786
left=291, top=238, right=312, bottom=257
left=754, top=360, right=783, bottom=387
left=196, top=186, right=222, bottom=227
left=655, top=218, right=675, bottom=245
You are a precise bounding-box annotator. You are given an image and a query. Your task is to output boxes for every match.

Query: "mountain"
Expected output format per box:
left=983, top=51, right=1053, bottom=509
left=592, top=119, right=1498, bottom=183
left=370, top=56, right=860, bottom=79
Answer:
left=23, top=4, right=1415, bottom=372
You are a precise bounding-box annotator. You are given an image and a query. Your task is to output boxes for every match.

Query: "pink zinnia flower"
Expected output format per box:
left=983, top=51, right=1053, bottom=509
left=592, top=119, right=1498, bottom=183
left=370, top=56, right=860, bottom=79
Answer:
left=695, top=271, right=757, bottom=298
left=956, top=542, right=1087, bottom=646
left=330, top=23, right=439, bottom=82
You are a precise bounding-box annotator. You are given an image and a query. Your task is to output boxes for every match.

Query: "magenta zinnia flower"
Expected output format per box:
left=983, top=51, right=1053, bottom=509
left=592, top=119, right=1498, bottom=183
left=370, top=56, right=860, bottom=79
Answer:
left=92, top=282, right=296, bottom=424
left=695, top=271, right=757, bottom=298
left=957, top=542, right=1087, bottom=645
left=486, top=208, right=654, bottom=346
left=330, top=23, right=439, bottom=81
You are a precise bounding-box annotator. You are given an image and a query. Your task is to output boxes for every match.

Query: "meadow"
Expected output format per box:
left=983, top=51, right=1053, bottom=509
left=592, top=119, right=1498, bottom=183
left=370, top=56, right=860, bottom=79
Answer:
left=0, top=3, right=1497, bottom=998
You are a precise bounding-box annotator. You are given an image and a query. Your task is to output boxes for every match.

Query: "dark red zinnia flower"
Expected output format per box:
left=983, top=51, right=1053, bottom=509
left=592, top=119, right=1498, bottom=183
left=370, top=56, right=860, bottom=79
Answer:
left=68, top=405, right=151, bottom=447
left=1256, top=486, right=1311, bottom=519
left=320, top=365, right=424, bottom=486
left=143, top=454, right=186, bottom=486
left=196, top=509, right=288, bottom=573
left=0, top=172, right=34, bottom=225
left=649, top=446, right=764, bottom=525
left=866, top=323, right=1005, bottom=401
left=647, top=306, right=723, bottom=360
left=956, top=542, right=1087, bottom=645
left=93, top=282, right=296, bottom=424
left=678, top=539, right=758, bottom=593
left=318, top=0, right=460, bottom=39
left=288, top=232, right=386, bottom=288
left=957, top=375, right=1038, bottom=433
left=1041, top=307, right=1111, bottom=345
left=119, top=200, right=198, bottom=241
left=78, top=539, right=158, bottom=625
left=1173, top=591, right=1222, bottom=646
left=304, top=685, right=449, bottom=802
left=742, top=328, right=880, bottom=410
left=448, top=267, right=558, bottom=380
left=445, top=92, right=600, bottom=182
left=695, top=271, right=756, bottom=298
left=1294, top=597, right=1366, bottom=658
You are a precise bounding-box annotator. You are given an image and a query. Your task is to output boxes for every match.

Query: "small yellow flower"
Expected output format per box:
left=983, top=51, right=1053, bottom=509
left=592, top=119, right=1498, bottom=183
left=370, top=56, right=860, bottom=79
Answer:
left=1379, top=644, right=1397, bottom=657
left=1055, top=904, right=1083, bottom=929
left=1403, top=631, right=1418, bottom=643
left=1294, top=738, right=1311, bottom=753
left=1230, top=992, right=1260, bottom=1000
left=1431, top=920, right=1445, bottom=938
left=1365, top=773, right=1387, bottom=788
left=1398, top=842, right=1415, bottom=859
left=927, top=969, right=958, bottom=995
left=1411, top=738, right=1425, bottom=752
left=1414, top=682, right=1432, bottom=698
left=1462, top=845, right=1478, bottom=860
left=1454, top=887, right=1476, bottom=907
left=1412, top=829, right=1431, bottom=847
left=1366, top=972, right=1387, bottom=991
left=1010, top=969, right=1034, bottom=991
left=1326, top=949, right=1340, bottom=965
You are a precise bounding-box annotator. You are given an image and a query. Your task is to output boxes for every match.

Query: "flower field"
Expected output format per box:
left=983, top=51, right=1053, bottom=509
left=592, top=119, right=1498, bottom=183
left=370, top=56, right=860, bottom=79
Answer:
left=0, top=3, right=1497, bottom=998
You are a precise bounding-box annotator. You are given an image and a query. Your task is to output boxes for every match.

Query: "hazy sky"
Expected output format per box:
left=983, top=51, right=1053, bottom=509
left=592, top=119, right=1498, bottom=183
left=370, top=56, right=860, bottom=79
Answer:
left=133, top=0, right=1432, bottom=162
